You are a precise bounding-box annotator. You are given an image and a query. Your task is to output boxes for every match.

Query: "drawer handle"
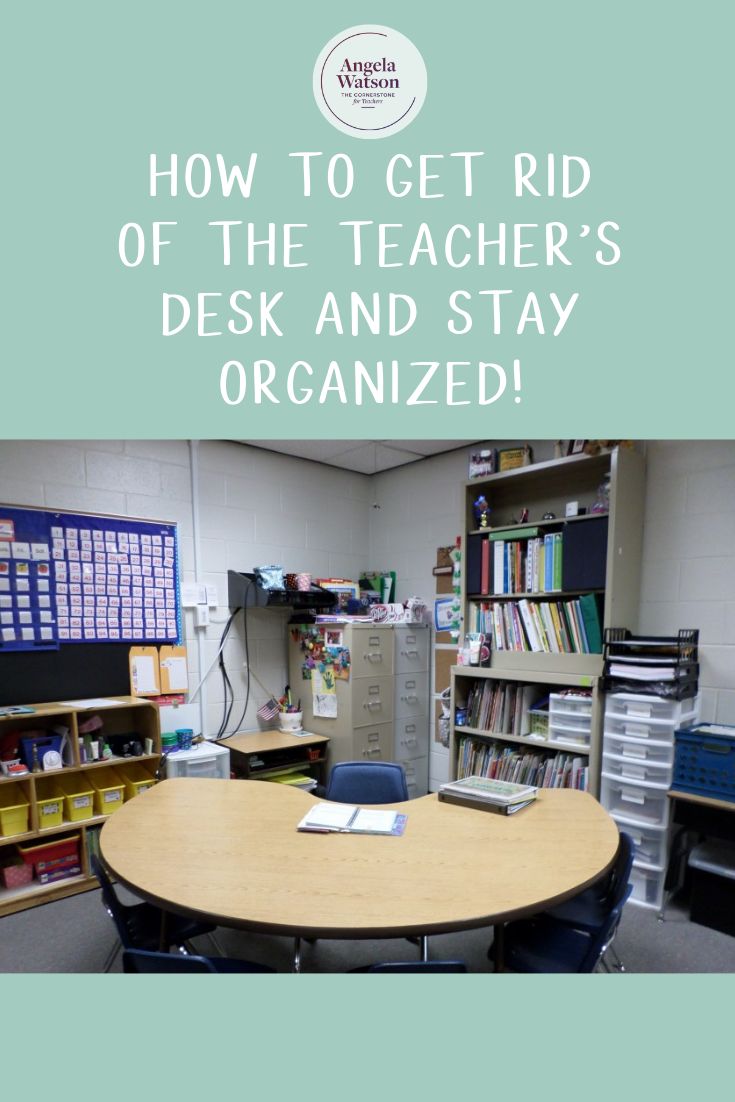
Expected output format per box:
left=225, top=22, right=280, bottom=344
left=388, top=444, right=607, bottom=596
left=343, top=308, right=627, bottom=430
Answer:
left=401, top=649, right=419, bottom=657
left=368, top=747, right=381, bottom=757
left=403, top=736, right=418, bottom=746
left=364, top=700, right=382, bottom=709
left=364, top=653, right=383, bottom=662
left=402, top=694, right=419, bottom=703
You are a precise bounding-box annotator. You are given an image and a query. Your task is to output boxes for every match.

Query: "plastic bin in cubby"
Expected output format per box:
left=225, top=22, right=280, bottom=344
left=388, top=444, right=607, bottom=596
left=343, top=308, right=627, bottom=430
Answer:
left=18, top=832, right=80, bottom=873
left=604, top=731, right=674, bottom=767
left=605, top=692, right=699, bottom=726
left=602, top=750, right=673, bottom=788
left=89, top=768, right=125, bottom=816
left=673, top=723, right=735, bottom=802
left=527, top=710, right=549, bottom=739
left=0, top=786, right=30, bottom=837
left=19, top=732, right=64, bottom=771
left=57, top=776, right=95, bottom=822
left=600, top=773, right=670, bottom=827
left=120, top=763, right=157, bottom=800
left=548, top=721, right=591, bottom=748
left=1, top=859, right=33, bottom=889
left=35, top=778, right=66, bottom=830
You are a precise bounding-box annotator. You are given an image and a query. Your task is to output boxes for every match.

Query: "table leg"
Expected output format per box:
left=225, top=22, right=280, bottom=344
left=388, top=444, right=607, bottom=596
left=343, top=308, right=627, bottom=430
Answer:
left=493, top=923, right=505, bottom=973
left=158, top=910, right=169, bottom=952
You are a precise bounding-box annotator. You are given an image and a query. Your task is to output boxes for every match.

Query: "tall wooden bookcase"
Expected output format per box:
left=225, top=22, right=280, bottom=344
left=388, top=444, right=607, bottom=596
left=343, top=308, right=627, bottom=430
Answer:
left=449, top=447, right=646, bottom=797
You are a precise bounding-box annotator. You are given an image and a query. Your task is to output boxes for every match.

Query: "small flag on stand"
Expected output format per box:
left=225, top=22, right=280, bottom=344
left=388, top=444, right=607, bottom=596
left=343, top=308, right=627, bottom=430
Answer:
left=257, top=697, right=280, bottom=721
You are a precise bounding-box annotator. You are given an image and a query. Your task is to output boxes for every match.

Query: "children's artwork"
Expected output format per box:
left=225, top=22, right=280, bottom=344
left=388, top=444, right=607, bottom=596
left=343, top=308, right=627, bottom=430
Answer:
left=312, top=668, right=338, bottom=719
left=325, top=645, right=351, bottom=680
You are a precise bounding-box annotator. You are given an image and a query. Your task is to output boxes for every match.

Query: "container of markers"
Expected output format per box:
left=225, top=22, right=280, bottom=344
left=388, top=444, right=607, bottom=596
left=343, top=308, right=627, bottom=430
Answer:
left=278, top=712, right=303, bottom=733
left=176, top=728, right=194, bottom=751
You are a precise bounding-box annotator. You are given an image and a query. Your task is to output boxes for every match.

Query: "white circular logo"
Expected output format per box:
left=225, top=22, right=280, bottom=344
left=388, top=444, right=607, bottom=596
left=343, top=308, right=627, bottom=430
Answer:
left=313, top=25, right=427, bottom=139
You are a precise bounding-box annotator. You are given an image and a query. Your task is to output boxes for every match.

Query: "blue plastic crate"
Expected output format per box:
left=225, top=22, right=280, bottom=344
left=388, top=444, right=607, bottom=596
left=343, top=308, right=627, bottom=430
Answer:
left=673, top=724, right=735, bottom=802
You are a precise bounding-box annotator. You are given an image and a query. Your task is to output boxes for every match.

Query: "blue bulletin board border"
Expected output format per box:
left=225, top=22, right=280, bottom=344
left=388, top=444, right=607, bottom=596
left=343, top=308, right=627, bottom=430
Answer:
left=0, top=504, right=181, bottom=653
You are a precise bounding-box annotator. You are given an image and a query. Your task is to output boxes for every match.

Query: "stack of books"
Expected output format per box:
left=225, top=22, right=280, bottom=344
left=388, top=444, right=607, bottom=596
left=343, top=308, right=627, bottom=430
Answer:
left=438, top=775, right=538, bottom=815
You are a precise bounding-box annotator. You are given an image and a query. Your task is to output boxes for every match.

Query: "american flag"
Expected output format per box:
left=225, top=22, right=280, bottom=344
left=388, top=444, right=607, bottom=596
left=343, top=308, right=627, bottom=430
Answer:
left=257, top=697, right=280, bottom=721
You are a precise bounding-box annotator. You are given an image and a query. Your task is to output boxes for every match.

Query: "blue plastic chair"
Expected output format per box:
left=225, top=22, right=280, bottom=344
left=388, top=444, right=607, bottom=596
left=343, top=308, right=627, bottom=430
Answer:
left=92, top=854, right=220, bottom=970
left=123, top=949, right=274, bottom=974
left=325, top=761, right=409, bottom=804
left=493, top=833, right=635, bottom=973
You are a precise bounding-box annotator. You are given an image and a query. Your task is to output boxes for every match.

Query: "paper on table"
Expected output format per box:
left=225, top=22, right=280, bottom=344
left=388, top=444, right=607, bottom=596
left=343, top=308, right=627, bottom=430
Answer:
left=348, top=809, right=399, bottom=834
left=59, top=698, right=127, bottom=708
left=299, top=802, right=358, bottom=830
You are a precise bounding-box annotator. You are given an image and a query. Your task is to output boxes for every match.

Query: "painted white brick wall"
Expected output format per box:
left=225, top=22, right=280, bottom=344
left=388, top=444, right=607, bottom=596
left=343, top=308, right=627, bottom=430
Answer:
left=639, top=441, right=735, bottom=724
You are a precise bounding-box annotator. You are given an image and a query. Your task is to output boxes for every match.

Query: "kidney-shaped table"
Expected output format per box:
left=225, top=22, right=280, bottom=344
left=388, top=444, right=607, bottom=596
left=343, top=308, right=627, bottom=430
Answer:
left=100, top=777, right=618, bottom=970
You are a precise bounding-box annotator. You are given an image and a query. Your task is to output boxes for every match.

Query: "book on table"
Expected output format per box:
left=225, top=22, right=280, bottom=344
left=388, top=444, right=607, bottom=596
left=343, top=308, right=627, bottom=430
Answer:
left=297, top=802, right=407, bottom=835
left=438, top=775, right=538, bottom=815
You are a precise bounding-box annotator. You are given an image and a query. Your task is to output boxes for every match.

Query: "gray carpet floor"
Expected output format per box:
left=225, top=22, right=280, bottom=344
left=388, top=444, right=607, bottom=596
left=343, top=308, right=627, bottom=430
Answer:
left=1, top=884, right=734, bottom=972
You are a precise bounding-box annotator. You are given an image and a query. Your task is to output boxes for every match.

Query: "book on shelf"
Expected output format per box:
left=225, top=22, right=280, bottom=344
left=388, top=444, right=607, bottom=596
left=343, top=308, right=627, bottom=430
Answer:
left=469, top=593, right=602, bottom=654
left=440, top=775, right=538, bottom=806
left=456, top=735, right=588, bottom=791
left=297, top=802, right=407, bottom=835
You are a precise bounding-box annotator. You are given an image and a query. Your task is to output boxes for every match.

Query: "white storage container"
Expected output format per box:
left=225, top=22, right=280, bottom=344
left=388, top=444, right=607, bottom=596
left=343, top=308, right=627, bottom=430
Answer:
left=602, top=750, right=673, bottom=788
left=549, top=693, right=593, bottom=717
left=605, top=692, right=699, bottom=726
left=604, top=731, right=674, bottom=767
left=600, top=773, right=670, bottom=827
left=165, top=742, right=230, bottom=779
left=612, top=813, right=670, bottom=869
left=604, top=712, right=695, bottom=741
left=628, top=863, right=665, bottom=910
left=548, top=721, right=591, bottom=748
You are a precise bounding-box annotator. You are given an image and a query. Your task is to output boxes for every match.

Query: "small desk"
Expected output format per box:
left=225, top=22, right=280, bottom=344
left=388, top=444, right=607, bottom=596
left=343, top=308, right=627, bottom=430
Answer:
left=664, top=788, right=735, bottom=912
left=221, top=730, right=330, bottom=786
left=101, top=779, right=618, bottom=959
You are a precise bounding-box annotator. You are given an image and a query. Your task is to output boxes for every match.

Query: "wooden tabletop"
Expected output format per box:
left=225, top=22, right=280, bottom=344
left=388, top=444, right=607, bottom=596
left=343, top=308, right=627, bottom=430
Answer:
left=100, top=779, right=618, bottom=939
left=221, top=730, right=330, bottom=755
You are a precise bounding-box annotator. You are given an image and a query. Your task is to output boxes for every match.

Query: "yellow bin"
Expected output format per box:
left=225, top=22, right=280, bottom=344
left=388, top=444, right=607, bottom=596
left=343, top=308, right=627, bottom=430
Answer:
left=35, top=778, right=65, bottom=830
left=58, top=775, right=95, bottom=822
left=0, top=786, right=30, bottom=837
left=89, top=768, right=125, bottom=816
left=121, top=763, right=157, bottom=800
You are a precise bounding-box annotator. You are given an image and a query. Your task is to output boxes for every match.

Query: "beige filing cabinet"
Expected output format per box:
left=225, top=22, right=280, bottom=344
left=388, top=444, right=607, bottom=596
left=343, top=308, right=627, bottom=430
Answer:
left=288, top=622, right=430, bottom=795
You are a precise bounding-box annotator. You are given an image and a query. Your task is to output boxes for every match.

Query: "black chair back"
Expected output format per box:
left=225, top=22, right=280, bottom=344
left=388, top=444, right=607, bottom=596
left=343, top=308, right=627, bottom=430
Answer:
left=325, top=761, right=409, bottom=804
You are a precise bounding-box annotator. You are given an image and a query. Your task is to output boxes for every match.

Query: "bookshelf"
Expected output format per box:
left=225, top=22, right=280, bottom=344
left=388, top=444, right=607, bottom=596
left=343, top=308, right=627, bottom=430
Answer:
left=450, top=447, right=646, bottom=797
left=0, top=697, right=160, bottom=917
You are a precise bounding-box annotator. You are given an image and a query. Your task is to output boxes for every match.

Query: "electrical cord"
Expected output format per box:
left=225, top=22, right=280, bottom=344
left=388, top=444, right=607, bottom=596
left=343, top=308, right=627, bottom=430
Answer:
left=226, top=602, right=252, bottom=737
left=212, top=608, right=238, bottom=739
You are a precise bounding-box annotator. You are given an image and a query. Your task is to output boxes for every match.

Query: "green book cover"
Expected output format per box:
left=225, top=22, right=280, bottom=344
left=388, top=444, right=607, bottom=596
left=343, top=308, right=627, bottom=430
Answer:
left=579, top=594, right=603, bottom=654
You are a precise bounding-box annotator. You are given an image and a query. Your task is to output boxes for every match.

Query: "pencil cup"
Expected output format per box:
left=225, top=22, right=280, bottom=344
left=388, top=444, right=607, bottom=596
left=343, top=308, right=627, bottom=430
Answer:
left=278, top=711, right=303, bottom=733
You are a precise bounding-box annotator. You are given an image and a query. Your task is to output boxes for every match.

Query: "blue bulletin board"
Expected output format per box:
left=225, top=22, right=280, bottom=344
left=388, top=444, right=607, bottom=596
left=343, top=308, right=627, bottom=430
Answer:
left=0, top=505, right=181, bottom=653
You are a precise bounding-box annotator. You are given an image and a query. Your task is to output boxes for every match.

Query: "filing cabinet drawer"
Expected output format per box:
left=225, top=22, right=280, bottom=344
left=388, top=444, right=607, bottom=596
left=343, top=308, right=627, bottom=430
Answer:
left=350, top=628, right=394, bottom=679
left=394, top=715, right=429, bottom=762
left=352, top=676, right=394, bottom=728
left=353, top=723, right=393, bottom=762
left=395, top=627, right=430, bottom=674
left=403, top=755, right=429, bottom=798
left=395, top=672, right=429, bottom=718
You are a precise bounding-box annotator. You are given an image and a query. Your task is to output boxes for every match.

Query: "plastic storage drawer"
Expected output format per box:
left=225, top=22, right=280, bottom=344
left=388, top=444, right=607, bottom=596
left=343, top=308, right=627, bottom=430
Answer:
left=604, top=732, right=674, bottom=767
left=0, top=787, right=30, bottom=837
left=604, top=712, right=695, bottom=741
left=548, top=721, right=591, bottom=748
left=18, top=832, right=80, bottom=872
left=89, top=768, right=125, bottom=815
left=611, top=814, right=670, bottom=868
left=35, top=778, right=66, bottom=830
left=628, top=863, right=665, bottom=910
left=605, top=693, right=698, bottom=725
left=602, top=751, right=673, bottom=788
left=549, top=693, right=593, bottom=717
left=57, top=776, right=95, bottom=822
left=600, top=774, right=670, bottom=826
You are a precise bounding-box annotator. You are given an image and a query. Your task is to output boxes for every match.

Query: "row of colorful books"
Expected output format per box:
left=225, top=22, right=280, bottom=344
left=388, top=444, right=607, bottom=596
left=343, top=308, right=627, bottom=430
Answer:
left=462, top=680, right=539, bottom=734
left=470, top=593, right=602, bottom=653
left=473, top=532, right=564, bottom=596
left=456, top=736, right=588, bottom=790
